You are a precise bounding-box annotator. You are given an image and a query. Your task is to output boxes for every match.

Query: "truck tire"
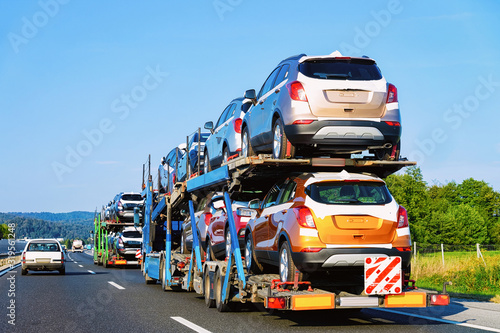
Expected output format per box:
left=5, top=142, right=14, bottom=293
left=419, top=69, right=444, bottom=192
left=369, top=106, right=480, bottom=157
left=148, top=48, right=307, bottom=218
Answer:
left=204, top=269, right=215, bottom=308
left=215, top=269, right=230, bottom=312
left=21, top=268, right=28, bottom=275
left=145, top=271, right=157, bottom=285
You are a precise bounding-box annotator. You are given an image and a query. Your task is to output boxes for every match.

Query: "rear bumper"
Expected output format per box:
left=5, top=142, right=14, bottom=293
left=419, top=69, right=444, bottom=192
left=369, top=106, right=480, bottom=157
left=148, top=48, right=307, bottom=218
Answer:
left=284, top=120, right=401, bottom=151
left=291, top=247, right=411, bottom=273
left=23, top=263, right=64, bottom=271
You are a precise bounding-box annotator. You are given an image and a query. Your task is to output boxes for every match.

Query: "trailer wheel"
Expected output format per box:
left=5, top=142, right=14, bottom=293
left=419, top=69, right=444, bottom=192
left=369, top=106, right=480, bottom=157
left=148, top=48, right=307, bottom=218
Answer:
left=160, top=256, right=168, bottom=291
left=245, top=234, right=263, bottom=274
left=204, top=269, right=215, bottom=308
left=279, top=241, right=303, bottom=282
left=103, top=256, right=107, bottom=268
left=215, top=269, right=230, bottom=312
left=145, top=271, right=157, bottom=285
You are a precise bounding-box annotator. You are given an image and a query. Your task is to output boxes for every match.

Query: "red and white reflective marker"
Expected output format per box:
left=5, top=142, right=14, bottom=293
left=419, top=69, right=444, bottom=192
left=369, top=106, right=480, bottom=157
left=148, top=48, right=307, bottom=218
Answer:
left=364, top=256, right=402, bottom=295
left=135, top=249, right=142, bottom=259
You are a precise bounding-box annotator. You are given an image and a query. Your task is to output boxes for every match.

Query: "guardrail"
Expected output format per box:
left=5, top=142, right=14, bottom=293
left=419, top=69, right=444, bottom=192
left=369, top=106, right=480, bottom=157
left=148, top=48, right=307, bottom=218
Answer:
left=0, top=252, right=22, bottom=270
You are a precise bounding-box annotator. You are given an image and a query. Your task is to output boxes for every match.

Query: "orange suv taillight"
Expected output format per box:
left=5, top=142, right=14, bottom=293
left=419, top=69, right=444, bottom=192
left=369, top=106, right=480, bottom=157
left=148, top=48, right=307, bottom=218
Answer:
left=293, top=206, right=316, bottom=228
left=286, top=81, right=308, bottom=102
left=397, top=206, right=408, bottom=228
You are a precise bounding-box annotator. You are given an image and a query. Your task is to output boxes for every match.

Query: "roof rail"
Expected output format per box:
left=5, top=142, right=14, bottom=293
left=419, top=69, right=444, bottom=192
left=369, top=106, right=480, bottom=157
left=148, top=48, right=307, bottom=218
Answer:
left=281, top=53, right=307, bottom=62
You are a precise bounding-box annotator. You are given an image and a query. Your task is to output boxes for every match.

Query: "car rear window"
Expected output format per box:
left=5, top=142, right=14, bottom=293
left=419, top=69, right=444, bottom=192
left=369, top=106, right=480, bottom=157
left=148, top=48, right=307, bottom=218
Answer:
left=299, top=59, right=383, bottom=81
left=123, top=231, right=141, bottom=238
left=122, top=194, right=142, bottom=201
left=305, top=181, right=392, bottom=205
left=28, top=242, right=60, bottom=251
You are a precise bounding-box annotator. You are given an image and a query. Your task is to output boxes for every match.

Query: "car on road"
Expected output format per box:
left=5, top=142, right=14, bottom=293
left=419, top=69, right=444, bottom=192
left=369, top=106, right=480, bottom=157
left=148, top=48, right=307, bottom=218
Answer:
left=244, top=171, right=411, bottom=287
left=241, top=51, right=401, bottom=160
left=110, top=192, right=144, bottom=222
left=203, top=97, right=248, bottom=173
left=22, top=239, right=65, bottom=275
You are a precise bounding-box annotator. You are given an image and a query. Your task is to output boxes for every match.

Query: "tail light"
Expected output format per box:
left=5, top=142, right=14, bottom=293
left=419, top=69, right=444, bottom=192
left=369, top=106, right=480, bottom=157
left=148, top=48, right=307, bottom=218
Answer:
left=384, top=121, right=401, bottom=126
left=117, top=201, right=123, bottom=210
left=293, top=206, right=316, bottom=228
left=430, top=294, right=450, bottom=306
left=22, top=252, right=26, bottom=264
left=386, top=83, right=398, bottom=103
left=234, top=118, right=242, bottom=133
left=397, top=206, right=408, bottom=228
left=204, top=213, right=213, bottom=226
left=286, top=81, right=308, bottom=102
left=61, top=252, right=64, bottom=263
left=292, top=119, right=314, bottom=125
left=266, top=297, right=287, bottom=309
left=118, top=239, right=124, bottom=248
left=301, top=247, right=322, bottom=253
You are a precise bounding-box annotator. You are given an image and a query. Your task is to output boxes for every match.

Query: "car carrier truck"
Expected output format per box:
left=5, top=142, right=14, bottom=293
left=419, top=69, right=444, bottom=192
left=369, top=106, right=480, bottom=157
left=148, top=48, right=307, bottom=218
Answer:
left=137, top=152, right=451, bottom=312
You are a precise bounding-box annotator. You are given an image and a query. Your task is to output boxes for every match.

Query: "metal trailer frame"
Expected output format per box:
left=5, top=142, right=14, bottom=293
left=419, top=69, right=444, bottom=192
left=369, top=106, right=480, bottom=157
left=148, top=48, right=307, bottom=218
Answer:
left=139, top=154, right=451, bottom=312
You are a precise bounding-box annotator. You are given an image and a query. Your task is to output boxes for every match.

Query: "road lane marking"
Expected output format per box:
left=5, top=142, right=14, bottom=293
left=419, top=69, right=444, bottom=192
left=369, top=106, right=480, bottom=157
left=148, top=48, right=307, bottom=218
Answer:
left=108, top=281, right=125, bottom=290
left=87, top=270, right=96, bottom=274
left=171, top=317, right=212, bottom=333
left=78, top=265, right=83, bottom=267
left=0, top=263, right=21, bottom=277
left=375, top=308, right=500, bottom=333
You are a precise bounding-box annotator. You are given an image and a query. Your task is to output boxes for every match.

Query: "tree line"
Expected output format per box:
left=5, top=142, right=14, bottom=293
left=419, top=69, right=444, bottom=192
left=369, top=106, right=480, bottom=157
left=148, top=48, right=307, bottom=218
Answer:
left=386, top=167, right=500, bottom=245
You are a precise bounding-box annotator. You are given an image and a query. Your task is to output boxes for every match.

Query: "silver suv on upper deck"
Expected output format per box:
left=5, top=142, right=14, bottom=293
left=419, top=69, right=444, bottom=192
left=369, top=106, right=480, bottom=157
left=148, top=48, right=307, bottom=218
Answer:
left=241, top=51, right=401, bottom=160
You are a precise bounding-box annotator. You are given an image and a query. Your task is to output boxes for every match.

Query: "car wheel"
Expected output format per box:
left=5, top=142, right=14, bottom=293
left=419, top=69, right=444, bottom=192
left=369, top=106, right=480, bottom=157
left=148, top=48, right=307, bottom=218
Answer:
left=273, top=118, right=295, bottom=159
left=59, top=267, right=66, bottom=275
left=223, top=146, right=230, bottom=164
left=241, top=128, right=255, bottom=157
left=244, top=234, right=263, bottom=274
left=206, top=239, right=215, bottom=261
left=279, top=241, right=302, bottom=282
left=21, top=268, right=28, bottom=275
left=225, top=228, right=231, bottom=259
left=204, top=150, right=211, bottom=174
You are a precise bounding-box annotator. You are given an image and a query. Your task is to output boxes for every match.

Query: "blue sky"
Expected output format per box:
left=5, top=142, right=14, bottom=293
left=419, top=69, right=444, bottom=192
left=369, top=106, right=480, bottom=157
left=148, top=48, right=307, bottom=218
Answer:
left=0, top=0, right=499, bottom=213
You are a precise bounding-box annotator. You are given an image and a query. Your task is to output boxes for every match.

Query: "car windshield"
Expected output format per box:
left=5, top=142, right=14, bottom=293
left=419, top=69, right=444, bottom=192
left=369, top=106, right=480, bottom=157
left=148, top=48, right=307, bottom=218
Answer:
left=299, top=59, right=382, bottom=81
left=305, top=181, right=392, bottom=205
left=123, top=231, right=141, bottom=238
left=122, top=194, right=142, bottom=201
left=28, top=242, right=60, bottom=251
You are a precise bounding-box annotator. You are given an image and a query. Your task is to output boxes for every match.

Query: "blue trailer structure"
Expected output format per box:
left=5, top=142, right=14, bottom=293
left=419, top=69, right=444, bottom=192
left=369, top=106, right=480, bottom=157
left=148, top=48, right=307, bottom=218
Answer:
left=138, top=154, right=451, bottom=311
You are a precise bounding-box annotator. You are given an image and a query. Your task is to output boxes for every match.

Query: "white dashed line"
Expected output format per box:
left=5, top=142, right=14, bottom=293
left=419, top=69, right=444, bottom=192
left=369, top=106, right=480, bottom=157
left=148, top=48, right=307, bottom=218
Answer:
left=375, top=308, right=500, bottom=333
left=87, top=270, right=96, bottom=274
left=108, top=281, right=125, bottom=290
left=171, top=317, right=211, bottom=333
left=78, top=265, right=83, bottom=267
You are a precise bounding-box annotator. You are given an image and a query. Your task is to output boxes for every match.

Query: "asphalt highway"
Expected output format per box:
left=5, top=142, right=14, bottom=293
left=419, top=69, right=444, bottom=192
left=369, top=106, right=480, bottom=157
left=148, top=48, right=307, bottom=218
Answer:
left=1, top=251, right=499, bottom=333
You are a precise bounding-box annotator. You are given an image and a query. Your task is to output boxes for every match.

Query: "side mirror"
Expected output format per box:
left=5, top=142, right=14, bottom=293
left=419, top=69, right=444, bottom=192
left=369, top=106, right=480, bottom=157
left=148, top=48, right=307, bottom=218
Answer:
left=134, top=207, right=142, bottom=227
left=248, top=198, right=260, bottom=209
left=204, top=121, right=214, bottom=134
left=243, top=89, right=258, bottom=106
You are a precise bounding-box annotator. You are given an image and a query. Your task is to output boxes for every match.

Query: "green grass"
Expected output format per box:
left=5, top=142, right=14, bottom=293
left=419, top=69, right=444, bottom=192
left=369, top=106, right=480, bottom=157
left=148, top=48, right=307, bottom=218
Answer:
left=412, top=252, right=500, bottom=302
